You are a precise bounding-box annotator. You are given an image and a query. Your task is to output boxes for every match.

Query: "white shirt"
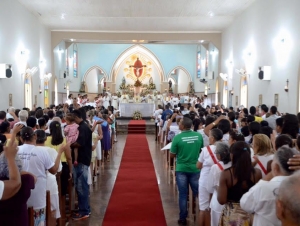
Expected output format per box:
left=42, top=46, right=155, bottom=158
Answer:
left=254, top=154, right=274, bottom=178
left=153, top=109, right=163, bottom=123
left=43, top=146, right=62, bottom=195
left=18, top=144, right=54, bottom=209
left=206, top=162, right=232, bottom=212
left=198, top=145, right=217, bottom=186
left=197, top=129, right=209, bottom=147
left=65, top=98, right=72, bottom=105
left=240, top=176, right=287, bottom=226
left=222, top=133, right=229, bottom=143
left=0, top=181, right=4, bottom=200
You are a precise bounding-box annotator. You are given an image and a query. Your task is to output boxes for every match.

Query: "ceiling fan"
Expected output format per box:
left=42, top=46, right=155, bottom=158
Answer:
left=235, top=68, right=248, bottom=77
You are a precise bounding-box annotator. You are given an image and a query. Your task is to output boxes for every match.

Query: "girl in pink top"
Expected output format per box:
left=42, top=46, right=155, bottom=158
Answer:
left=64, top=114, right=79, bottom=165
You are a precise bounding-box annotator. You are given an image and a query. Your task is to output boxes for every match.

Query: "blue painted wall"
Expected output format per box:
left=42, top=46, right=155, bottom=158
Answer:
left=77, top=43, right=198, bottom=81
left=78, top=43, right=132, bottom=79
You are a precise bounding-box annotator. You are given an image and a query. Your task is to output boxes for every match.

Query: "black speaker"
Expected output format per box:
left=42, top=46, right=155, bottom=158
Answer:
left=258, top=70, right=264, bottom=80
left=6, top=65, right=12, bottom=78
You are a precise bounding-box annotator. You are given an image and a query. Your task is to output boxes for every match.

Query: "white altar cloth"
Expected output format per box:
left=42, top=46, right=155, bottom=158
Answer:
left=119, top=103, right=155, bottom=117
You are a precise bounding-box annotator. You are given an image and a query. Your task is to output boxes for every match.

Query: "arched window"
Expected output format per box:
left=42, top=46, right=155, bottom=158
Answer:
left=44, top=81, right=49, bottom=107
left=223, top=81, right=228, bottom=107
left=54, top=78, right=58, bottom=105
left=215, top=79, right=219, bottom=105
left=240, top=77, right=248, bottom=107
left=24, top=76, right=32, bottom=108
left=66, top=82, right=70, bottom=97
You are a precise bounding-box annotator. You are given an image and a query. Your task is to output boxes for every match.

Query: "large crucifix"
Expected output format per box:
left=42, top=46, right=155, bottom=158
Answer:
left=129, top=58, right=147, bottom=78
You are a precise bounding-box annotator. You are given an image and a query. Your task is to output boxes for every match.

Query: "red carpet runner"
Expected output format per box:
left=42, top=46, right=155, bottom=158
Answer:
left=103, top=121, right=167, bottom=226
left=128, top=120, right=146, bottom=134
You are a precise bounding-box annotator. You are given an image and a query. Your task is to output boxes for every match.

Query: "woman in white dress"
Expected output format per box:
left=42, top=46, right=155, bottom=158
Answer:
left=196, top=128, right=223, bottom=226
left=206, top=142, right=232, bottom=226
left=111, top=93, right=119, bottom=110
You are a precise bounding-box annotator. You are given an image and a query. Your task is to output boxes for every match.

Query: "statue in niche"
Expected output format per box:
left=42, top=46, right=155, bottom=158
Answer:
left=149, top=77, right=153, bottom=84
left=122, top=76, right=126, bottom=85
left=189, top=82, right=195, bottom=94
left=169, top=80, right=172, bottom=89
left=79, top=81, right=86, bottom=93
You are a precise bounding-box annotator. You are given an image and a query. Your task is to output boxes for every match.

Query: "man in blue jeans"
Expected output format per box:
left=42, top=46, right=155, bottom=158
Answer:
left=71, top=109, right=92, bottom=220
left=170, top=116, right=203, bottom=225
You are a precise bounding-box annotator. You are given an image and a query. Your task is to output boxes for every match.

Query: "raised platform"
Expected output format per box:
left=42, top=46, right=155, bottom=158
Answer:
left=117, top=119, right=156, bottom=135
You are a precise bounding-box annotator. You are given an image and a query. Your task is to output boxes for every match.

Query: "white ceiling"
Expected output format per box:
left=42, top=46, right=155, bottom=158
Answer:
left=18, top=0, right=256, bottom=32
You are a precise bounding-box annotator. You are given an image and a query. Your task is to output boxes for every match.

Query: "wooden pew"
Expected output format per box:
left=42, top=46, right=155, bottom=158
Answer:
left=46, top=190, right=56, bottom=226
left=56, top=172, right=63, bottom=226
left=28, top=206, right=34, bottom=226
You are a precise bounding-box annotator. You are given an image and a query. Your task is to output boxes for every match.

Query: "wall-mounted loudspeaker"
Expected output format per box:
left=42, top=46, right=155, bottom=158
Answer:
left=258, top=66, right=271, bottom=81
left=0, top=64, right=12, bottom=78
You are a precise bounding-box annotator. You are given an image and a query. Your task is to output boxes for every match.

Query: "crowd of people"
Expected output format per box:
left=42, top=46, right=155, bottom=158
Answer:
left=0, top=93, right=117, bottom=225
left=155, top=101, right=300, bottom=226
left=1, top=90, right=300, bottom=226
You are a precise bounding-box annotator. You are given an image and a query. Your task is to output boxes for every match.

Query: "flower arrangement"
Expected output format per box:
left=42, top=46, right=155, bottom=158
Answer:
left=149, top=82, right=156, bottom=90
left=119, top=83, right=126, bottom=90
left=134, top=79, right=142, bottom=87
left=133, top=111, right=142, bottom=120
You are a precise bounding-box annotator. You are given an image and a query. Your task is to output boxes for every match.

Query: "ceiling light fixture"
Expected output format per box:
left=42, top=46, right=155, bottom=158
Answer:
left=132, top=40, right=137, bottom=42
left=61, top=14, right=65, bottom=20
left=208, top=11, right=214, bottom=17
left=200, top=40, right=204, bottom=43
left=70, top=39, right=75, bottom=42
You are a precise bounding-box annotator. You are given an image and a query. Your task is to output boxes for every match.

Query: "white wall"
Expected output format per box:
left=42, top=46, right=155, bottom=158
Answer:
left=221, top=0, right=300, bottom=113
left=177, top=69, right=190, bottom=93
left=0, top=0, right=52, bottom=109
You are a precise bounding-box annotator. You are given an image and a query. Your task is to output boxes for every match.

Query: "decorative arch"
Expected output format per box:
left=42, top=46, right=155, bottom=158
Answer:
left=82, top=65, right=108, bottom=82
left=110, top=45, right=164, bottom=83
left=166, top=66, right=192, bottom=82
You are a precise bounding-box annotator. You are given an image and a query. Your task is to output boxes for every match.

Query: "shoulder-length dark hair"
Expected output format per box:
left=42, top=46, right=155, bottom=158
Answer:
left=230, top=141, right=254, bottom=182
left=49, top=121, right=63, bottom=146
left=281, top=114, right=299, bottom=139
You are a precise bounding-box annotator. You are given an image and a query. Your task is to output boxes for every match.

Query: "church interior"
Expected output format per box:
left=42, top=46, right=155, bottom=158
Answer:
left=1, top=0, right=300, bottom=226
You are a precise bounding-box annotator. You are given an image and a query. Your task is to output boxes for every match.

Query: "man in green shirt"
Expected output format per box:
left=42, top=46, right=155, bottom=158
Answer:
left=170, top=117, right=203, bottom=225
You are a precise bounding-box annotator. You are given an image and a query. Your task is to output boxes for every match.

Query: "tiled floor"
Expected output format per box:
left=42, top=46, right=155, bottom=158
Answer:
left=67, top=134, right=197, bottom=226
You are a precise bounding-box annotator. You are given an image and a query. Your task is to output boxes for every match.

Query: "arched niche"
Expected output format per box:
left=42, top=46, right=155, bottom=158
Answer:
left=82, top=66, right=107, bottom=94
left=166, top=66, right=192, bottom=94
left=110, top=45, right=164, bottom=93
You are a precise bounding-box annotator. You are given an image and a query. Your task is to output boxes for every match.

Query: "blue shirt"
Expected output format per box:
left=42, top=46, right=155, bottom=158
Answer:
left=162, top=109, right=173, bottom=122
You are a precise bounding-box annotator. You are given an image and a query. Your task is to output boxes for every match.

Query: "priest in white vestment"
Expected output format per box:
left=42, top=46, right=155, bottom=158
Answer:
left=103, top=93, right=110, bottom=109
left=111, top=93, right=119, bottom=110
left=120, top=92, right=129, bottom=103
left=156, top=92, right=163, bottom=107
left=147, top=92, right=154, bottom=104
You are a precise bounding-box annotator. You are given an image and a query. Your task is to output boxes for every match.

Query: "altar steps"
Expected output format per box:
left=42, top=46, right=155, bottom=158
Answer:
left=116, top=119, right=155, bottom=135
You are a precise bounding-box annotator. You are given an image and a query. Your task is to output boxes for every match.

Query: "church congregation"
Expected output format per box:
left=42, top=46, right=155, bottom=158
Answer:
left=1, top=0, right=300, bottom=226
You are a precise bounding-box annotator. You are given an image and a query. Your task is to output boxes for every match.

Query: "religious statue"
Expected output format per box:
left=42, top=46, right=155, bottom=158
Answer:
left=129, top=58, right=147, bottom=78
left=103, top=77, right=106, bottom=88
left=122, top=76, right=126, bottom=85
left=189, top=82, right=195, bottom=94
left=169, top=80, right=172, bottom=89
left=149, top=77, right=153, bottom=84
left=79, top=81, right=86, bottom=93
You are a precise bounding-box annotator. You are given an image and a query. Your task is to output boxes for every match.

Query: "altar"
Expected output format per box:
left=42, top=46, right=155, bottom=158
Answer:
left=119, top=103, right=155, bottom=117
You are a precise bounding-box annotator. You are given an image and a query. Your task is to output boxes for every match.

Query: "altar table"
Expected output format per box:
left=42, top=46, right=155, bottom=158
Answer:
left=119, top=103, right=155, bottom=117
